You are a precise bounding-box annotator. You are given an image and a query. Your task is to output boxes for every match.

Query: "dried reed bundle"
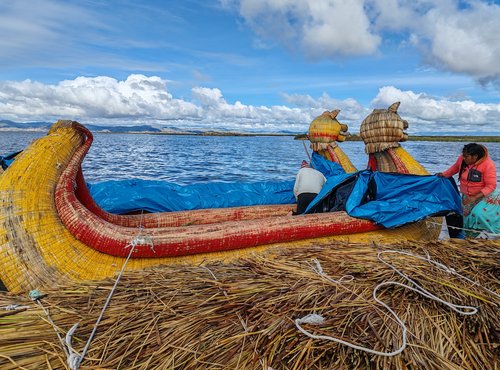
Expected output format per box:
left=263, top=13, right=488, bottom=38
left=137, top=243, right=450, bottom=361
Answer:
left=360, top=103, right=409, bottom=154
left=1, top=239, right=498, bottom=370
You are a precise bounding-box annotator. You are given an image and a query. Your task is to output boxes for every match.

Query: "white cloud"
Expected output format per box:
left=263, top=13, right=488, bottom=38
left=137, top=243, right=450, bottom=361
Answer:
left=372, top=85, right=500, bottom=133
left=1, top=74, right=499, bottom=134
left=226, top=0, right=380, bottom=57
left=423, top=2, right=500, bottom=80
left=0, top=75, right=200, bottom=123
left=224, top=0, right=500, bottom=84
left=0, top=75, right=314, bottom=131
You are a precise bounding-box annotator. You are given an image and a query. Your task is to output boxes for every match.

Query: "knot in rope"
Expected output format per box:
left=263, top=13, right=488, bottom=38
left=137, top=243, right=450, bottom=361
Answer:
left=296, top=313, right=325, bottom=325
left=126, top=232, right=155, bottom=252
left=29, top=289, right=45, bottom=301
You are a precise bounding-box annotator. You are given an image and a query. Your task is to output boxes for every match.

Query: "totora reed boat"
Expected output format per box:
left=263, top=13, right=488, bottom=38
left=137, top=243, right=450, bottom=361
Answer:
left=0, top=102, right=460, bottom=292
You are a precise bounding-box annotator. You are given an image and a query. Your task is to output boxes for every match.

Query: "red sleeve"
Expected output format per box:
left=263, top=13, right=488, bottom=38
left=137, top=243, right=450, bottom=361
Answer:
left=441, top=155, right=463, bottom=178
left=481, top=160, right=497, bottom=196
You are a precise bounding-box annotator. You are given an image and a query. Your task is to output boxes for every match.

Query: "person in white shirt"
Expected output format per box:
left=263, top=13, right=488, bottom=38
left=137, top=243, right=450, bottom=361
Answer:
left=293, top=160, right=326, bottom=214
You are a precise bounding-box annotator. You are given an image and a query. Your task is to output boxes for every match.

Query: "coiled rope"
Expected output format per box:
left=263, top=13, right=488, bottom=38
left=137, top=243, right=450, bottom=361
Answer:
left=296, top=249, right=497, bottom=357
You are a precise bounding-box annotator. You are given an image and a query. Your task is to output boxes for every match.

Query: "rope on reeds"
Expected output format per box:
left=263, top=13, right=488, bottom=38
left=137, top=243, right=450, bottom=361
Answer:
left=2, top=304, right=30, bottom=310
left=296, top=249, right=492, bottom=357
left=379, top=249, right=499, bottom=302
left=68, top=222, right=153, bottom=370
left=427, top=220, right=500, bottom=240
left=30, top=291, right=71, bottom=361
left=307, top=258, right=354, bottom=284
left=296, top=259, right=408, bottom=357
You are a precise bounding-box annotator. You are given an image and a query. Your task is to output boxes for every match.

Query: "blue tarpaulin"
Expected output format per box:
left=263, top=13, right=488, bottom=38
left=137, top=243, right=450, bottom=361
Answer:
left=305, top=166, right=462, bottom=228
left=88, top=179, right=296, bottom=214
left=0, top=151, right=22, bottom=170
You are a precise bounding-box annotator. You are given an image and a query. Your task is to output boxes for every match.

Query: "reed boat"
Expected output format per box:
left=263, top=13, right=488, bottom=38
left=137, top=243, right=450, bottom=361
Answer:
left=0, top=102, right=455, bottom=292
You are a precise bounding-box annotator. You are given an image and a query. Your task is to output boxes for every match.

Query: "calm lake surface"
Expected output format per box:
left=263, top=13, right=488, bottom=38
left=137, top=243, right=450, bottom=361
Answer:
left=2, top=131, right=499, bottom=185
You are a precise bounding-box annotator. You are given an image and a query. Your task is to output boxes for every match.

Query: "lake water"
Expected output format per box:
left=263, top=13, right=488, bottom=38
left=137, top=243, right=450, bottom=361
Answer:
left=2, top=131, right=499, bottom=185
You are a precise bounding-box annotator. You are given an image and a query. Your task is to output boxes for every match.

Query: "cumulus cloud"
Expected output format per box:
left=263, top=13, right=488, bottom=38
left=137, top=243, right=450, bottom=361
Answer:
left=223, top=0, right=380, bottom=57
left=0, top=75, right=199, bottom=123
left=0, top=75, right=314, bottom=132
left=224, top=0, right=500, bottom=85
left=372, top=85, right=500, bottom=133
left=1, top=74, right=499, bottom=134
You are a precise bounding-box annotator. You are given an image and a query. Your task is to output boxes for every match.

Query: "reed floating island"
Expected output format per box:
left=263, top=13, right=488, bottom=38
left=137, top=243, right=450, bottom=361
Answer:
left=0, top=240, right=498, bottom=369
left=0, top=102, right=497, bottom=369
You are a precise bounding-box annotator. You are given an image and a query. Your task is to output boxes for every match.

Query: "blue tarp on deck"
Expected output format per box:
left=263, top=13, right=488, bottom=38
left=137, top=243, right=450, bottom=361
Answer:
left=304, top=161, right=462, bottom=228
left=88, top=179, right=296, bottom=214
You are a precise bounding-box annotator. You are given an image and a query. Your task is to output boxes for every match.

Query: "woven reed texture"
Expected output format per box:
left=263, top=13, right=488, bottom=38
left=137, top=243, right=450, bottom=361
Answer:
left=360, top=103, right=409, bottom=154
left=307, top=110, right=357, bottom=173
left=308, top=110, right=348, bottom=143
left=0, top=240, right=498, bottom=370
left=0, top=121, right=439, bottom=293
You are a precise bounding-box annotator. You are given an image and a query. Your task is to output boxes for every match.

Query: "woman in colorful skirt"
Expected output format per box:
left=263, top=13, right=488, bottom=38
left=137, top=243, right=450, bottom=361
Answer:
left=438, top=143, right=499, bottom=237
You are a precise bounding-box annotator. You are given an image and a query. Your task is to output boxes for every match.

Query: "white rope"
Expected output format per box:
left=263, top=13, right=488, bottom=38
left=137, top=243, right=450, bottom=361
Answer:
left=67, top=243, right=136, bottom=369
left=428, top=219, right=500, bottom=239
left=306, top=258, right=354, bottom=284
left=296, top=250, right=493, bottom=357
left=68, top=219, right=153, bottom=370
left=2, top=304, right=30, bottom=310
left=296, top=259, right=407, bottom=357
left=29, top=293, right=70, bottom=360
left=379, top=250, right=500, bottom=302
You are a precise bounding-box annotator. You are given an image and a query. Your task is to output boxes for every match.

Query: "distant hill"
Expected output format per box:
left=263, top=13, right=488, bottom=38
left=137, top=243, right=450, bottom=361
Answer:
left=0, top=119, right=50, bottom=130
left=0, top=120, right=162, bottom=133
left=0, top=119, right=296, bottom=135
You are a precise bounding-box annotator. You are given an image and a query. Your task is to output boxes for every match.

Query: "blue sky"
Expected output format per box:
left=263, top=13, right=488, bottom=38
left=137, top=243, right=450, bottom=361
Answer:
left=0, top=0, right=499, bottom=134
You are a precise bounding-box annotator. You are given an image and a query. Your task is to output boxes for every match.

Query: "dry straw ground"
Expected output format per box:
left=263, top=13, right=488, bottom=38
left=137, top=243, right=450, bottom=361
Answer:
left=0, top=239, right=498, bottom=370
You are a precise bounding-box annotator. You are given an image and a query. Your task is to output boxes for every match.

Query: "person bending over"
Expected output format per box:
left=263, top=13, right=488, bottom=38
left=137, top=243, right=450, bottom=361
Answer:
left=293, top=160, right=326, bottom=215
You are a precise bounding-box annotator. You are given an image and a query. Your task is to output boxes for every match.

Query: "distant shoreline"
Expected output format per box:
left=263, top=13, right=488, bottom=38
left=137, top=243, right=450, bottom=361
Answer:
left=72, top=131, right=500, bottom=142
left=1, top=128, right=498, bottom=142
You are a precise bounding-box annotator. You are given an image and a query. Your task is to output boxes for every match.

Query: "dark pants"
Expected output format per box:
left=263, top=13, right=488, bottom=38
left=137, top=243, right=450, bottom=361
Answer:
left=444, top=177, right=464, bottom=238
left=295, top=192, right=318, bottom=215
left=446, top=213, right=464, bottom=238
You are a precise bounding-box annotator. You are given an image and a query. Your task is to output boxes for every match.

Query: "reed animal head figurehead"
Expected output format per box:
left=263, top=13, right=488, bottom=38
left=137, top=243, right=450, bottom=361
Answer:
left=308, top=110, right=349, bottom=152
left=360, top=102, right=409, bottom=154
left=306, top=110, right=356, bottom=173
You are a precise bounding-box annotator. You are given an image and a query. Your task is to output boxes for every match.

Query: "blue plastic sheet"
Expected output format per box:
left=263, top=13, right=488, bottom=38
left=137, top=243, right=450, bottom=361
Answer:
left=0, top=151, right=22, bottom=170
left=311, top=151, right=346, bottom=177
left=305, top=170, right=462, bottom=228
left=88, top=179, right=295, bottom=214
